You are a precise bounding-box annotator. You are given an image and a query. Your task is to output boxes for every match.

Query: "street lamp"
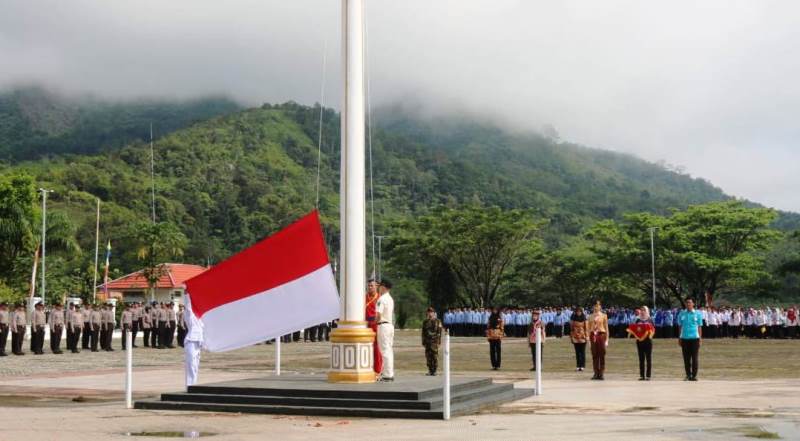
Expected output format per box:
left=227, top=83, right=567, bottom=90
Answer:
left=648, top=227, right=658, bottom=310
left=38, top=188, right=54, bottom=304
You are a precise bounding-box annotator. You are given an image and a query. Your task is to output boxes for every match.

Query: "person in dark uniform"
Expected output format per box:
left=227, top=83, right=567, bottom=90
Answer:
left=0, top=303, right=9, bottom=356
left=142, top=306, right=152, bottom=347
left=90, top=304, right=102, bottom=352
left=69, top=307, right=83, bottom=353
left=131, top=302, right=141, bottom=348
left=486, top=307, right=504, bottom=370
left=421, top=307, right=443, bottom=376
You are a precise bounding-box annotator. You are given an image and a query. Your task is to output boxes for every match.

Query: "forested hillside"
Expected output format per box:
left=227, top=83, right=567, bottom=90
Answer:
left=0, top=94, right=797, bottom=311
left=0, top=86, right=241, bottom=160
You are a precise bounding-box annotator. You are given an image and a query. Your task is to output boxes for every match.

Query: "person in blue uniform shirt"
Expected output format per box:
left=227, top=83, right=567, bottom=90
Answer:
left=678, top=298, right=703, bottom=381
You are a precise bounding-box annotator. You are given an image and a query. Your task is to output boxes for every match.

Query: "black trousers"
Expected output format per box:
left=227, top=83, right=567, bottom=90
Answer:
left=680, top=338, right=700, bottom=379
left=11, top=328, right=24, bottom=354
left=69, top=328, right=82, bottom=352
left=100, top=327, right=109, bottom=350
left=50, top=326, right=63, bottom=353
left=157, top=321, right=167, bottom=348
left=150, top=324, right=159, bottom=347
left=131, top=320, right=139, bottom=346
left=554, top=325, right=563, bottom=338
left=168, top=321, right=176, bottom=347
left=529, top=343, right=542, bottom=369
left=636, top=339, right=652, bottom=378
left=177, top=327, right=186, bottom=347
left=90, top=326, right=99, bottom=351
left=82, top=323, right=91, bottom=348
left=573, top=342, right=586, bottom=368
left=489, top=339, right=502, bottom=368
left=143, top=328, right=151, bottom=346
left=0, top=324, right=7, bottom=354
left=32, top=326, right=45, bottom=353
left=66, top=327, right=73, bottom=350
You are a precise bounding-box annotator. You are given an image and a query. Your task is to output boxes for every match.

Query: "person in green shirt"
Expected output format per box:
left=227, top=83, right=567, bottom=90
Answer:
left=678, top=298, right=703, bottom=381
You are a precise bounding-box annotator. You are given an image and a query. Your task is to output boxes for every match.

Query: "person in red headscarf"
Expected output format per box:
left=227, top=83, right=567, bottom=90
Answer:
left=365, top=279, right=383, bottom=376
left=787, top=307, right=798, bottom=339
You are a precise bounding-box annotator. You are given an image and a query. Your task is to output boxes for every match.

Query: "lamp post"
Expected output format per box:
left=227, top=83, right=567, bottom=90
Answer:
left=648, top=227, right=658, bottom=310
left=38, top=188, right=54, bottom=304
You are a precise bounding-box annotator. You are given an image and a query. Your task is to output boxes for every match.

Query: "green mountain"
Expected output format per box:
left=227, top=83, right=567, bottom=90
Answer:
left=0, top=95, right=797, bottom=297
left=0, top=86, right=241, bottom=160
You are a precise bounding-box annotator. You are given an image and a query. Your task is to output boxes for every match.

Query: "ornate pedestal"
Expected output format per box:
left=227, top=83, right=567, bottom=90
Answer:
left=328, top=321, right=375, bottom=383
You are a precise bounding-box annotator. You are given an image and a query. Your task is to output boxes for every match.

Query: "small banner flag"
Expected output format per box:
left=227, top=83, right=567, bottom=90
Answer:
left=627, top=322, right=656, bottom=341
left=185, top=211, right=340, bottom=352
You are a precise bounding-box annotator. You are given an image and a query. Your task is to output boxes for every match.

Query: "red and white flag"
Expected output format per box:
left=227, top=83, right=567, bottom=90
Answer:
left=185, top=211, right=340, bottom=352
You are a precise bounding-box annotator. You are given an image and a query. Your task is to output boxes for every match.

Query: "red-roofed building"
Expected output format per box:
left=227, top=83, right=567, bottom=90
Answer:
left=100, top=263, right=209, bottom=304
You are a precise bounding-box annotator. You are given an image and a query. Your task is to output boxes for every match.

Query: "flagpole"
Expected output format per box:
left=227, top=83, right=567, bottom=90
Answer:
left=328, top=0, right=374, bottom=383
left=93, top=198, right=100, bottom=303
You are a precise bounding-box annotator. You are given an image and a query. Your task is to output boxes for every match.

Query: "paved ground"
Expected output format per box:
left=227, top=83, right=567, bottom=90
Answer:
left=1, top=331, right=798, bottom=440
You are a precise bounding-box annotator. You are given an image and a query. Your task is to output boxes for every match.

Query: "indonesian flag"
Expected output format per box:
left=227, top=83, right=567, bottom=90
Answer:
left=185, top=211, right=340, bottom=352
left=627, top=322, right=656, bottom=341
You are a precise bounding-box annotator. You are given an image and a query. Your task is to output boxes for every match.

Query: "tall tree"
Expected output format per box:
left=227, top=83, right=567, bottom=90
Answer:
left=587, top=201, right=779, bottom=306
left=128, top=221, right=188, bottom=300
left=391, top=206, right=544, bottom=307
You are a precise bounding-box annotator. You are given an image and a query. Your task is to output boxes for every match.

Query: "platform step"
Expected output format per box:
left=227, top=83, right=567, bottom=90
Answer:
left=159, top=383, right=515, bottom=411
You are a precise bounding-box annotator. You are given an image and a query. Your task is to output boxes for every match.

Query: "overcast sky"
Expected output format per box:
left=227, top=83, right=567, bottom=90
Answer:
left=2, top=0, right=798, bottom=211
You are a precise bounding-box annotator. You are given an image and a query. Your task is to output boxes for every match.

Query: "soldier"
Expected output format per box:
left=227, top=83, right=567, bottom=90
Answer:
left=103, top=303, right=115, bottom=351
left=48, top=303, right=65, bottom=354
left=167, top=302, right=177, bottom=348
left=11, top=304, right=26, bottom=355
left=157, top=302, right=168, bottom=349
left=31, top=302, right=46, bottom=355
left=0, top=303, right=8, bottom=356
left=177, top=304, right=187, bottom=347
left=421, top=307, right=443, bottom=376
left=131, top=302, right=141, bottom=348
left=142, top=305, right=152, bottom=347
left=90, top=304, right=102, bottom=352
left=121, top=304, right=133, bottom=350
left=69, top=306, right=83, bottom=353
left=81, top=304, right=92, bottom=349
left=99, top=304, right=109, bottom=351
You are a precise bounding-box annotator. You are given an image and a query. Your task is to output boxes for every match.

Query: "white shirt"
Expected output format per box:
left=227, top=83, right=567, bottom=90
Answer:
left=376, top=292, right=394, bottom=325
left=184, top=295, right=204, bottom=343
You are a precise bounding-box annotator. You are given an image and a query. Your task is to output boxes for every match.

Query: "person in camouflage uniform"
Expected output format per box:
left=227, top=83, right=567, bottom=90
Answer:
left=421, top=307, right=443, bottom=376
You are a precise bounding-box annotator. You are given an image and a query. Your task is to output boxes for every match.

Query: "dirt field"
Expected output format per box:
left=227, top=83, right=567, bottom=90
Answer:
left=0, top=330, right=798, bottom=440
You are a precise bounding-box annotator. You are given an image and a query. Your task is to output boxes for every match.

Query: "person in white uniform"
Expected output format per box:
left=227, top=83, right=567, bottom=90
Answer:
left=376, top=279, right=395, bottom=382
left=183, top=295, right=204, bottom=390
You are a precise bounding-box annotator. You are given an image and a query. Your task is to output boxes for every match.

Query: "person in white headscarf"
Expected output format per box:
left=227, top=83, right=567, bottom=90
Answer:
left=183, top=294, right=204, bottom=390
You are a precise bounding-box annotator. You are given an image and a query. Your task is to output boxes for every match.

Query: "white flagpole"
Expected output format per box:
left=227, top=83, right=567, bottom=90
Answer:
left=125, top=328, right=133, bottom=408
left=535, top=327, right=542, bottom=396
left=93, top=198, right=100, bottom=303
left=443, top=330, right=451, bottom=420
left=275, top=338, right=281, bottom=376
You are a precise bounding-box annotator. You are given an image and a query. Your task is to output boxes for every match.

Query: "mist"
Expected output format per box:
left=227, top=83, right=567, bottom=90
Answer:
left=1, top=0, right=799, bottom=211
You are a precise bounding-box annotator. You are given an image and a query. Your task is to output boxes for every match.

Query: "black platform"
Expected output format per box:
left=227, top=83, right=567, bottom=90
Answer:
left=135, top=375, right=534, bottom=419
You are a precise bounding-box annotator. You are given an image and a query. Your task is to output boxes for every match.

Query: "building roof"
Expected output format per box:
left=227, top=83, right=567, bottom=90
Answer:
left=101, top=263, right=208, bottom=291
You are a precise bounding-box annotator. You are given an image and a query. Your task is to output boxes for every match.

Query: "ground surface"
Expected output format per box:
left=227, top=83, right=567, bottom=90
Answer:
left=1, top=330, right=798, bottom=440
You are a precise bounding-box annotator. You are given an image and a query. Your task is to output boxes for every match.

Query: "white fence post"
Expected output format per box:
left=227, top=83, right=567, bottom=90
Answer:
left=535, top=327, right=542, bottom=396
left=275, top=338, right=281, bottom=376
left=125, top=329, right=133, bottom=408
left=443, top=330, right=451, bottom=420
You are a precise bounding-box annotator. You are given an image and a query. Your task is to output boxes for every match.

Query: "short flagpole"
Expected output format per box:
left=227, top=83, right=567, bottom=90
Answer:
left=535, top=327, right=542, bottom=396
left=275, top=338, right=281, bottom=376
left=443, top=330, right=450, bottom=420
left=125, top=329, right=133, bottom=408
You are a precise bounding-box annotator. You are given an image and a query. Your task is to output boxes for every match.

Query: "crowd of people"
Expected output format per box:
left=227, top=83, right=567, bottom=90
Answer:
left=0, top=301, right=198, bottom=356
left=445, top=301, right=798, bottom=382
left=443, top=305, right=800, bottom=340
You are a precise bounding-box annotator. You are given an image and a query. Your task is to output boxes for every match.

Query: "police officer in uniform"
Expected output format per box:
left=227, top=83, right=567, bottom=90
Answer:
left=90, top=304, right=102, bottom=352
left=31, top=302, right=46, bottom=355
left=81, top=304, right=92, bottom=349
left=157, top=302, right=169, bottom=349
left=150, top=303, right=160, bottom=348
left=121, top=304, right=133, bottom=350
left=11, top=303, right=26, bottom=355
left=69, top=306, right=83, bottom=353
left=131, top=302, right=141, bottom=348
left=177, top=304, right=187, bottom=347
left=421, top=307, right=443, bottom=376
left=142, top=306, right=152, bottom=347
left=48, top=303, right=64, bottom=354
left=167, top=302, right=177, bottom=348
left=0, top=303, right=9, bottom=356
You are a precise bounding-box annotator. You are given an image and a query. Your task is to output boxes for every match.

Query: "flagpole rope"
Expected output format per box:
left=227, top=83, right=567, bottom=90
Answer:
left=365, top=2, right=377, bottom=279
left=315, top=39, right=328, bottom=210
